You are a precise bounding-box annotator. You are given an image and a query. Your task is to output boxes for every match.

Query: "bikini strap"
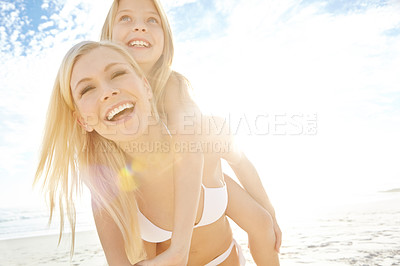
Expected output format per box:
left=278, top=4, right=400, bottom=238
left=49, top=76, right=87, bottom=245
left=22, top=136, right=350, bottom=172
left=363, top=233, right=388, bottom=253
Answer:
left=161, top=120, right=172, bottom=137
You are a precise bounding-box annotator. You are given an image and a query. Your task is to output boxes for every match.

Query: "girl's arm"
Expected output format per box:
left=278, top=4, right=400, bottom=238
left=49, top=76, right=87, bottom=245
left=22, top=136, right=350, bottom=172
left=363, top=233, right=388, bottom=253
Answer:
left=224, top=174, right=281, bottom=264
left=140, top=74, right=204, bottom=265
left=227, top=153, right=282, bottom=252
left=138, top=151, right=204, bottom=266
left=171, top=150, right=204, bottom=258
left=210, top=116, right=282, bottom=251
left=229, top=153, right=277, bottom=219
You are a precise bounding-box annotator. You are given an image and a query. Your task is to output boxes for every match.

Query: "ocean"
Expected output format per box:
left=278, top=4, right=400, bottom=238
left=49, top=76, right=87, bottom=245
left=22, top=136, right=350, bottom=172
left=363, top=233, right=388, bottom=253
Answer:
left=1, top=189, right=399, bottom=265
left=0, top=206, right=95, bottom=241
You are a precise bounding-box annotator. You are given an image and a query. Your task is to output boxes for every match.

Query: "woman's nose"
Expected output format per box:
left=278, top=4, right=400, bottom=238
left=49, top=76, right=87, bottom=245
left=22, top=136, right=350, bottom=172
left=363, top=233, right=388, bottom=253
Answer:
left=102, top=88, right=120, bottom=102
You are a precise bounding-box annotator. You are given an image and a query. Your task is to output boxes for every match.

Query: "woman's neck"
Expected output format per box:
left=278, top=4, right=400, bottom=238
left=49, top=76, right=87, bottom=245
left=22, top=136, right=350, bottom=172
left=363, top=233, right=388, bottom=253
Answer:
left=116, top=119, right=170, bottom=161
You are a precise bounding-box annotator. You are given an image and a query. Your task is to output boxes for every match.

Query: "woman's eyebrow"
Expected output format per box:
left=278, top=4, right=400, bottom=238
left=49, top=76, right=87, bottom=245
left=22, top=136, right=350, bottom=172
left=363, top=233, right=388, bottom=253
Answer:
left=73, top=62, right=126, bottom=91
left=73, top=77, right=91, bottom=92
left=104, top=62, right=126, bottom=72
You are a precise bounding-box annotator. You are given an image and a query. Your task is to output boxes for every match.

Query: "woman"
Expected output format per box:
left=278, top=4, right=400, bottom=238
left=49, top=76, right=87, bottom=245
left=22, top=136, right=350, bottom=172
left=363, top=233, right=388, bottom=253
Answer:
left=34, top=40, right=244, bottom=265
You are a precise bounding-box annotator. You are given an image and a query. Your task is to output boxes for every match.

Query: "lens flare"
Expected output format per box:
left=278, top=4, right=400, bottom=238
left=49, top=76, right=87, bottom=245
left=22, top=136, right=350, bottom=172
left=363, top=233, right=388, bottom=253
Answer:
left=118, top=166, right=137, bottom=192
left=118, top=159, right=148, bottom=191
left=131, top=159, right=145, bottom=172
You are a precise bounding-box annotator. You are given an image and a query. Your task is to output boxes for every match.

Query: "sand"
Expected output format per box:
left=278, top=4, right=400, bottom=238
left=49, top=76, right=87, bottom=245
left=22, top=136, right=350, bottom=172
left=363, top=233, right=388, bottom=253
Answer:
left=278, top=194, right=400, bottom=265
left=0, top=231, right=107, bottom=266
left=0, top=230, right=254, bottom=265
left=1, top=194, right=399, bottom=265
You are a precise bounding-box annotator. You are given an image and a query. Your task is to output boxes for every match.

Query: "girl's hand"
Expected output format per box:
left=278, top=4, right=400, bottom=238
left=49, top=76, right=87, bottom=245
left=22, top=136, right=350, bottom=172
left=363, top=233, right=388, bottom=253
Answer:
left=273, top=218, right=282, bottom=253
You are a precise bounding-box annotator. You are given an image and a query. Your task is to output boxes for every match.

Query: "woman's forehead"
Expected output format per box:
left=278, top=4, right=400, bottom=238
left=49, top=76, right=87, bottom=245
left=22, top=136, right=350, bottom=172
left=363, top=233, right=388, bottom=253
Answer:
left=70, top=47, right=131, bottom=87
left=77, top=47, right=128, bottom=68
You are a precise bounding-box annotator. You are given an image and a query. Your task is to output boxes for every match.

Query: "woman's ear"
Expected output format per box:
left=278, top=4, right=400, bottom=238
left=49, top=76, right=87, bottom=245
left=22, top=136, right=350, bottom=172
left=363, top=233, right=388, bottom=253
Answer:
left=142, top=77, right=153, bottom=100
left=73, top=111, right=94, bottom=132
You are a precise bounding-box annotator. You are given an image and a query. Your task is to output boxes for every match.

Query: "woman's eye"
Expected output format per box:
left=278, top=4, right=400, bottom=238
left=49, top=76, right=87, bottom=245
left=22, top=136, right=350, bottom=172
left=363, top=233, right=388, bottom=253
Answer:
left=112, top=70, right=126, bottom=79
left=120, top=16, right=131, bottom=22
left=80, top=86, right=95, bottom=97
left=147, top=17, right=158, bottom=24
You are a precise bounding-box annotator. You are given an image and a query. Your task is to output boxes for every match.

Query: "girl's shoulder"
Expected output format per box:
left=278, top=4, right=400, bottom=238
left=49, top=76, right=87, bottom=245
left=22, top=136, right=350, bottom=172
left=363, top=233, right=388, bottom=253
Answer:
left=163, top=71, right=201, bottom=118
left=165, top=71, right=192, bottom=99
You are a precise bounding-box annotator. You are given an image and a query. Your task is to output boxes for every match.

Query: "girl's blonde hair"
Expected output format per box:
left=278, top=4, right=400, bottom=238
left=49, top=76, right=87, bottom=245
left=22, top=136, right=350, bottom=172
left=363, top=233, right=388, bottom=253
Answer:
left=34, top=41, right=153, bottom=264
left=101, top=0, right=192, bottom=117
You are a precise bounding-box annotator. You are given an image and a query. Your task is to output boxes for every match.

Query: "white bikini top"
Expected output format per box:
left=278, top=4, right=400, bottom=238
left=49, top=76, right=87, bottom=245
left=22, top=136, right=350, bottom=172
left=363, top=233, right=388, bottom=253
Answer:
left=138, top=183, right=228, bottom=243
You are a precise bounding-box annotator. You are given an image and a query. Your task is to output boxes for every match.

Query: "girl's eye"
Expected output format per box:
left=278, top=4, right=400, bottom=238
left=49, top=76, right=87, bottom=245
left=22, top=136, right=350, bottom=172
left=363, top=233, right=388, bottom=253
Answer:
left=120, top=15, right=131, bottom=22
left=147, top=17, right=158, bottom=24
left=80, top=86, right=95, bottom=97
left=112, top=70, right=127, bottom=79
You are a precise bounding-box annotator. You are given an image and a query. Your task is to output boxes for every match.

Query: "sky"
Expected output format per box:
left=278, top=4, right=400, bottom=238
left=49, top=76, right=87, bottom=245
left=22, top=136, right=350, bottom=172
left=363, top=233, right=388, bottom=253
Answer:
left=0, top=0, right=400, bottom=215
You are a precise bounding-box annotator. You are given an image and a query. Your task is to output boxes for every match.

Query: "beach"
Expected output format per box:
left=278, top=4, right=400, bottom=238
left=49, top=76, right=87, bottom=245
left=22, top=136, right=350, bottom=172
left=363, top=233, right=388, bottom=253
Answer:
left=0, top=192, right=399, bottom=265
left=277, top=192, right=400, bottom=266
left=0, top=231, right=106, bottom=266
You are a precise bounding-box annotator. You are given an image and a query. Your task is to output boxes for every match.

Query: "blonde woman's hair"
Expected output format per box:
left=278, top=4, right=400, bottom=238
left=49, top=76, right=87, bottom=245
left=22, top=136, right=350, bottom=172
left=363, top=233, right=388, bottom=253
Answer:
left=34, top=41, right=153, bottom=264
left=101, top=0, right=192, bottom=117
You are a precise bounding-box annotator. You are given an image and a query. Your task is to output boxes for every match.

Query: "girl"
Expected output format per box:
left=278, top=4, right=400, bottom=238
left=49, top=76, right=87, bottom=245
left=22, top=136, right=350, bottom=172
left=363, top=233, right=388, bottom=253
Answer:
left=101, top=0, right=281, bottom=265
left=34, top=40, right=245, bottom=265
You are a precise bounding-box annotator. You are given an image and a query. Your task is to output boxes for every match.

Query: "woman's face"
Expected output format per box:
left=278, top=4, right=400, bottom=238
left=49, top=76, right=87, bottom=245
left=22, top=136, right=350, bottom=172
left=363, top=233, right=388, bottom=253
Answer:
left=112, top=0, right=164, bottom=73
left=70, top=46, right=153, bottom=142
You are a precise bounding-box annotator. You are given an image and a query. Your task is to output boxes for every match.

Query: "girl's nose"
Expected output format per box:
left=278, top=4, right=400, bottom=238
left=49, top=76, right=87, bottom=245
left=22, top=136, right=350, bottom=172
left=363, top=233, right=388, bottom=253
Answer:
left=133, top=26, right=147, bottom=32
left=132, top=21, right=147, bottom=32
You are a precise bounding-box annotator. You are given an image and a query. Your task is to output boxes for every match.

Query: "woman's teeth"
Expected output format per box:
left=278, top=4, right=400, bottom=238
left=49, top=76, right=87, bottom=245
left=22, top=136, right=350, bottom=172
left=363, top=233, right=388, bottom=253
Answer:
left=107, top=103, right=135, bottom=121
left=129, top=40, right=150, bottom=47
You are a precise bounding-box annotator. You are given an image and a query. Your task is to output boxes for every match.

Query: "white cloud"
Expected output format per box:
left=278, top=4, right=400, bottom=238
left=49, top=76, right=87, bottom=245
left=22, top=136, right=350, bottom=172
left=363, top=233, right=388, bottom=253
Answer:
left=0, top=2, right=15, bottom=12
left=172, top=0, right=400, bottom=200
left=41, top=3, right=49, bottom=10
left=177, top=0, right=400, bottom=114
left=161, top=0, right=198, bottom=10
left=1, top=0, right=400, bottom=209
left=37, top=20, right=54, bottom=31
left=0, top=0, right=113, bottom=207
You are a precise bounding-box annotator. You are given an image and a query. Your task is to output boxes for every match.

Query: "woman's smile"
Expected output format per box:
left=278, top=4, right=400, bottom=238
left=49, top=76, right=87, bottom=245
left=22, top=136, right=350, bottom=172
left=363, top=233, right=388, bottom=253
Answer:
left=105, top=101, right=135, bottom=122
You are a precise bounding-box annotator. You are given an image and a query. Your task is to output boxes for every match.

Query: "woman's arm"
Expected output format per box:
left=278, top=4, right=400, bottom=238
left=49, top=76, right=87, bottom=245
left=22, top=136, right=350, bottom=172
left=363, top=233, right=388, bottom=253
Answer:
left=92, top=204, right=133, bottom=266
left=92, top=202, right=156, bottom=266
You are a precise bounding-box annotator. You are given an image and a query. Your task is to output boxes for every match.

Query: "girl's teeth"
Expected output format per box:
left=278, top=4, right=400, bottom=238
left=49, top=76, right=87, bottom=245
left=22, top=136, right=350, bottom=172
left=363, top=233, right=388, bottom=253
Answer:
left=129, top=40, right=149, bottom=47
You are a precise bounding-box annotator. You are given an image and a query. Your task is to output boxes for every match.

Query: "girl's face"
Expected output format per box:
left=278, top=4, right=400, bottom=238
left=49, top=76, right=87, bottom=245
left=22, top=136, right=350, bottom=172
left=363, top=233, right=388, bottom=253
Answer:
left=70, top=46, right=153, bottom=142
left=112, top=0, right=164, bottom=73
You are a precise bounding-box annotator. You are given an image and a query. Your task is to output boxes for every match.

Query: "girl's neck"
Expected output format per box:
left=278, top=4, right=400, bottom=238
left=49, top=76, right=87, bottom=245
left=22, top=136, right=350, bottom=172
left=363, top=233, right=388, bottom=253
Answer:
left=140, top=62, right=155, bottom=77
